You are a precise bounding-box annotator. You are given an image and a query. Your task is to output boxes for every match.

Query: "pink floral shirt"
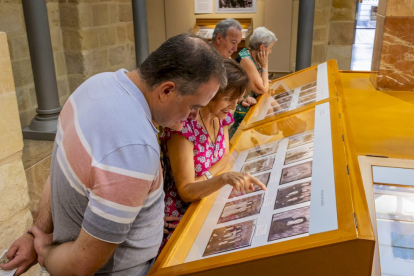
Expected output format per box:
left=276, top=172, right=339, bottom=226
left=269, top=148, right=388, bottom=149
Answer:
left=158, top=113, right=234, bottom=252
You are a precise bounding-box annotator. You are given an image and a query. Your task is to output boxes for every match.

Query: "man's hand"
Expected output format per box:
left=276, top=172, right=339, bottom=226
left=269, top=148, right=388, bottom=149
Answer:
left=29, top=226, right=53, bottom=267
left=241, top=96, right=257, bottom=108
left=163, top=216, right=180, bottom=234
left=221, top=172, right=267, bottom=194
left=0, top=233, right=37, bottom=276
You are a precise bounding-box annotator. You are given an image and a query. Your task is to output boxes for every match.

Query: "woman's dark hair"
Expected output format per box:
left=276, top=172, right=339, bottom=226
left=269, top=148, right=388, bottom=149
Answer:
left=213, top=59, right=249, bottom=101
left=138, top=33, right=227, bottom=96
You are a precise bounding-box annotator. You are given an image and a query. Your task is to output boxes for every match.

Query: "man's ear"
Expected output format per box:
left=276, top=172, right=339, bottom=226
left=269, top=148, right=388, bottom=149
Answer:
left=215, top=33, right=222, bottom=44
left=158, top=81, right=177, bottom=103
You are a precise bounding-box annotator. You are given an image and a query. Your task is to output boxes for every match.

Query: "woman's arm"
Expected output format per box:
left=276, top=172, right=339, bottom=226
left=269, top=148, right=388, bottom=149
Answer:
left=240, top=53, right=269, bottom=95
left=167, top=134, right=227, bottom=203
left=167, top=131, right=265, bottom=203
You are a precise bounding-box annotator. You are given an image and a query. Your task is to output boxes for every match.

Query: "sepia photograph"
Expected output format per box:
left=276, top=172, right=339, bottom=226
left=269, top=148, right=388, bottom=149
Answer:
left=299, top=87, right=317, bottom=98
left=288, top=131, right=314, bottom=149
left=276, top=95, right=293, bottom=104
left=229, top=172, right=271, bottom=199
left=300, top=81, right=317, bottom=91
left=203, top=220, right=256, bottom=257
left=268, top=206, right=310, bottom=242
left=284, top=144, right=314, bottom=165
left=280, top=161, right=312, bottom=185
left=266, top=101, right=291, bottom=117
left=218, top=194, right=264, bottom=223
left=273, top=90, right=293, bottom=100
left=216, top=0, right=256, bottom=13
left=299, top=93, right=317, bottom=104
left=274, top=181, right=312, bottom=209
left=375, top=194, right=414, bottom=222
left=245, top=142, right=278, bottom=162
left=241, top=156, right=276, bottom=174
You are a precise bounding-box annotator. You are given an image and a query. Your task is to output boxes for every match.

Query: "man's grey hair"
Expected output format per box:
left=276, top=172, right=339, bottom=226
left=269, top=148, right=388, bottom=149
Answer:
left=249, top=27, right=277, bottom=50
left=212, top=18, right=242, bottom=41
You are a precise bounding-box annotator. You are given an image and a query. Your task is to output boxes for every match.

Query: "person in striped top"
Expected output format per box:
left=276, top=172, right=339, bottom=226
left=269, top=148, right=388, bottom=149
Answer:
left=1, top=33, right=227, bottom=276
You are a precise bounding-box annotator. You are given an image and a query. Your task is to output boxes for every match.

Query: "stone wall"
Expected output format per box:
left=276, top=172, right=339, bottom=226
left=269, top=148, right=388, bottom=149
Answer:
left=0, top=31, right=42, bottom=276
left=0, top=0, right=69, bottom=128
left=312, top=0, right=357, bottom=70
left=0, top=0, right=137, bottom=129
left=370, top=0, right=414, bottom=91
left=312, top=0, right=332, bottom=66
left=59, top=0, right=136, bottom=93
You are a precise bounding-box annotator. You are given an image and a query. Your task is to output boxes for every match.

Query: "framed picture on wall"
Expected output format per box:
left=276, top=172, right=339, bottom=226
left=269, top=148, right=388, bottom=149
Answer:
left=216, top=0, right=257, bottom=13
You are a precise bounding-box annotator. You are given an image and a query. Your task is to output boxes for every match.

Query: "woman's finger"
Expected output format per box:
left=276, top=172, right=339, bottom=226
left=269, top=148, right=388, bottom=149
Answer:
left=250, top=176, right=267, bottom=191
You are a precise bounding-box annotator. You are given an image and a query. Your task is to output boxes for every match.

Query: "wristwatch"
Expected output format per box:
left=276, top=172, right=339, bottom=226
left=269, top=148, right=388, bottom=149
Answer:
left=205, top=171, right=213, bottom=179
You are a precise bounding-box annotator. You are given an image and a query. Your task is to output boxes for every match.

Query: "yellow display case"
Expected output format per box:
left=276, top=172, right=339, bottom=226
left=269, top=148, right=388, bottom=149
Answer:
left=149, top=97, right=375, bottom=276
left=231, top=60, right=343, bottom=145
left=336, top=70, right=414, bottom=276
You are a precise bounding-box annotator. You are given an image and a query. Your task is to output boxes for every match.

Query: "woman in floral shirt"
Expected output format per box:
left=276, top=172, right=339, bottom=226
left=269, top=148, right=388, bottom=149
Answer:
left=159, top=60, right=266, bottom=253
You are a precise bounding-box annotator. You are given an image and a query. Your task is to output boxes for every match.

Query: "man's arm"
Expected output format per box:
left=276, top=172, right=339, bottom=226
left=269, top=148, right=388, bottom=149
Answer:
left=0, top=176, right=53, bottom=275
left=31, top=227, right=118, bottom=276
left=35, top=175, right=53, bottom=232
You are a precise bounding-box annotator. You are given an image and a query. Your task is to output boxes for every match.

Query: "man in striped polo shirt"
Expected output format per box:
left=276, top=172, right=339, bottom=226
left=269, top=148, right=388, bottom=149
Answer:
left=1, top=34, right=226, bottom=275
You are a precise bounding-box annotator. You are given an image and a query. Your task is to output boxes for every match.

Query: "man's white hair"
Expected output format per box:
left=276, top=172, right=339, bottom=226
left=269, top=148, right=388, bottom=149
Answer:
left=212, top=18, right=242, bottom=41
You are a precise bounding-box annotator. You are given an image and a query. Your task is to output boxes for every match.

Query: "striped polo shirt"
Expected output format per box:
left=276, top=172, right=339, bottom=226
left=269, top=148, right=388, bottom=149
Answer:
left=50, top=69, right=164, bottom=275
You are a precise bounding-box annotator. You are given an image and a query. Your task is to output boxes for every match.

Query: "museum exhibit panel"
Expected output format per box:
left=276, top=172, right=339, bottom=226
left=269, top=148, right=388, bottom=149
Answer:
left=149, top=63, right=376, bottom=275
left=230, top=60, right=342, bottom=144
left=359, top=157, right=414, bottom=276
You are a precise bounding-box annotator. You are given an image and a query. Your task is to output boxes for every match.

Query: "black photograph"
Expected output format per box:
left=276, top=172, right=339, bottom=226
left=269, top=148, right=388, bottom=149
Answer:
left=274, top=181, right=312, bottom=209
left=280, top=161, right=312, bottom=185
left=218, top=194, right=264, bottom=223
left=245, top=142, right=278, bottom=162
left=284, top=144, right=314, bottom=165
left=241, top=156, right=275, bottom=174
left=216, top=0, right=256, bottom=13
left=268, top=206, right=310, bottom=242
left=203, top=220, right=256, bottom=257
left=288, top=131, right=314, bottom=149
left=229, top=172, right=271, bottom=199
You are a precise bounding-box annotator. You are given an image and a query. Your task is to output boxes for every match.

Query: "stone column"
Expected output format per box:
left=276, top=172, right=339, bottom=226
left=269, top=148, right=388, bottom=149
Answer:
left=0, top=32, right=41, bottom=276
left=370, top=0, right=414, bottom=91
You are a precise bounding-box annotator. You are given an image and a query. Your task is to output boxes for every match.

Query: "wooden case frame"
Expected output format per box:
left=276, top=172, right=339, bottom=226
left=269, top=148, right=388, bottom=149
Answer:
left=149, top=98, right=375, bottom=276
